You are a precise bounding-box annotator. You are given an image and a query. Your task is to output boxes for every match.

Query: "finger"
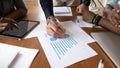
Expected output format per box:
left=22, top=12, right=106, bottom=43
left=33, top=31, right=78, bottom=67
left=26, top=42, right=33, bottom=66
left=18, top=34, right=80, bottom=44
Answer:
left=57, top=28, right=65, bottom=37
left=54, top=23, right=65, bottom=36
left=112, top=10, right=119, bottom=25
left=52, top=27, right=65, bottom=37
left=48, top=22, right=58, bottom=32
left=114, top=8, right=120, bottom=19
left=114, top=5, right=120, bottom=10
left=116, top=9, right=120, bottom=13
left=76, top=7, right=82, bottom=13
left=111, top=16, right=119, bottom=25
left=54, top=18, right=66, bottom=33
left=48, top=22, right=65, bottom=35
left=107, top=11, right=116, bottom=25
left=0, top=23, right=8, bottom=27
left=46, top=26, right=64, bottom=38
left=0, top=27, right=5, bottom=32
left=57, top=23, right=66, bottom=33
left=1, top=18, right=18, bottom=25
left=114, top=24, right=120, bottom=28
left=108, top=17, right=115, bottom=25
left=114, top=6, right=120, bottom=15
left=76, top=7, right=79, bottom=13
left=114, top=12, right=120, bottom=20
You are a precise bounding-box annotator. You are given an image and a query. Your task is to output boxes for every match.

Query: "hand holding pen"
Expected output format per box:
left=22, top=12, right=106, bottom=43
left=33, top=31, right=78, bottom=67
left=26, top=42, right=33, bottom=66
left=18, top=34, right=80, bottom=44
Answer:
left=0, top=17, right=19, bottom=32
left=46, top=16, right=66, bottom=38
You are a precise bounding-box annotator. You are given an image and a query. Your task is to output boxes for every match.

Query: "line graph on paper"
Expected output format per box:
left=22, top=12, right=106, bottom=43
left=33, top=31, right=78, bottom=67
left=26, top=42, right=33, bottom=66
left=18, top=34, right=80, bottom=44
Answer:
left=49, top=34, right=78, bottom=59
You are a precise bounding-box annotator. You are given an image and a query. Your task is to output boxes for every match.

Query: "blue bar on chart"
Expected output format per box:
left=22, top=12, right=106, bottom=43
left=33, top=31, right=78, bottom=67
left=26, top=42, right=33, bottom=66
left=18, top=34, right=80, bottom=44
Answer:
left=50, top=38, right=78, bottom=59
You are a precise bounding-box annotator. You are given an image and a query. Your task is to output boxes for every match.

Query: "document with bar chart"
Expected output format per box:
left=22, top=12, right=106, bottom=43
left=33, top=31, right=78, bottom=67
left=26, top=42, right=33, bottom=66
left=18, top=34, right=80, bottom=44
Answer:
left=32, top=21, right=97, bottom=68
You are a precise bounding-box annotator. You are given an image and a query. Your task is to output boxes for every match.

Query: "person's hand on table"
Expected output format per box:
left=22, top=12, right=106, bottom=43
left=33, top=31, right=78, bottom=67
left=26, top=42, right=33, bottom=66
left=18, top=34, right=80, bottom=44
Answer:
left=76, top=4, right=88, bottom=14
left=46, top=16, right=66, bottom=38
left=107, top=5, right=120, bottom=27
left=0, top=17, right=18, bottom=32
left=76, top=4, right=94, bottom=23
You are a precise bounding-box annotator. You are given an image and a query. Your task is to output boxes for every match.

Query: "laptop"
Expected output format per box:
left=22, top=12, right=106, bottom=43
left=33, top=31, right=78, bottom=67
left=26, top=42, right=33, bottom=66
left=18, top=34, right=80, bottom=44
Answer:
left=91, top=32, right=120, bottom=68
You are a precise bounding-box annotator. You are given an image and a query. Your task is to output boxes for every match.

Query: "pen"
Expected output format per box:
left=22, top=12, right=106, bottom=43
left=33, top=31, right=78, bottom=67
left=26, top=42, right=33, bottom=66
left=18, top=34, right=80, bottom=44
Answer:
left=98, top=59, right=104, bottom=68
left=10, top=22, right=19, bottom=29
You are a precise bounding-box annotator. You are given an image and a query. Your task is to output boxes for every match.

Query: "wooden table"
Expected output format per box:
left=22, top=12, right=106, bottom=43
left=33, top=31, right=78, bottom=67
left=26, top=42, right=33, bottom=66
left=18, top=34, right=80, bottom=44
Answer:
left=0, top=6, right=117, bottom=68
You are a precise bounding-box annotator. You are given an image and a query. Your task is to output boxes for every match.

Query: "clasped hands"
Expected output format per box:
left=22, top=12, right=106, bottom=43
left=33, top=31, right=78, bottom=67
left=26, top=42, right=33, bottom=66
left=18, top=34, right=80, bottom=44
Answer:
left=0, top=17, right=18, bottom=32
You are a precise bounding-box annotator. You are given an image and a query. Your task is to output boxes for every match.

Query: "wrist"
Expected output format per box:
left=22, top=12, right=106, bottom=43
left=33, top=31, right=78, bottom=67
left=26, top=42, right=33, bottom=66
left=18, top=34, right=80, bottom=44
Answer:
left=92, top=14, right=102, bottom=25
left=0, top=17, right=14, bottom=23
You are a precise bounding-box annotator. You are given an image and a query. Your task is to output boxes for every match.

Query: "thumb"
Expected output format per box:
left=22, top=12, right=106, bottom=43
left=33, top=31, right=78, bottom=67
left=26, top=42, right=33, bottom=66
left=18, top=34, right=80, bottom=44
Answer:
left=76, top=7, right=82, bottom=13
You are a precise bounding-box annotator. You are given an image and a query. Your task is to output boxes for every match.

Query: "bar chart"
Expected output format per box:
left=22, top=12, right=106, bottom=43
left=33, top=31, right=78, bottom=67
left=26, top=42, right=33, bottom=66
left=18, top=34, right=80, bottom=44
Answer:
left=50, top=34, right=78, bottom=59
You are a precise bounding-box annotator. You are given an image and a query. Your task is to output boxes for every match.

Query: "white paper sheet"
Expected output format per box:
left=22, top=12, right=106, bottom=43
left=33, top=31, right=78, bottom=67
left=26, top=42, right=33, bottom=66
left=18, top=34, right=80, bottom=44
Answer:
left=0, top=43, right=39, bottom=68
left=75, top=16, right=102, bottom=28
left=75, top=16, right=94, bottom=27
left=26, top=21, right=95, bottom=43
left=26, top=21, right=97, bottom=68
left=0, top=45, right=18, bottom=68
left=53, top=7, right=72, bottom=16
left=39, top=21, right=97, bottom=68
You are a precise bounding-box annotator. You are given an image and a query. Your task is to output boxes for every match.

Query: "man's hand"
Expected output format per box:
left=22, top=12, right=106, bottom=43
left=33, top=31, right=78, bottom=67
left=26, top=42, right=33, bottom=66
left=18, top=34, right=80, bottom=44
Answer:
left=76, top=4, right=88, bottom=14
left=76, top=4, right=94, bottom=23
left=107, top=5, right=120, bottom=27
left=0, top=17, right=18, bottom=32
left=46, top=16, right=66, bottom=38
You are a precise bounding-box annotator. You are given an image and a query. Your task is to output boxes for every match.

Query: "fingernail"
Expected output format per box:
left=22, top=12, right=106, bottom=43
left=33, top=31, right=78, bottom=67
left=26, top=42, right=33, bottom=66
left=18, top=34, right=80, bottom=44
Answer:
left=1, top=27, right=5, bottom=29
left=115, top=24, right=118, bottom=27
left=116, top=10, right=120, bottom=13
left=118, top=25, right=120, bottom=28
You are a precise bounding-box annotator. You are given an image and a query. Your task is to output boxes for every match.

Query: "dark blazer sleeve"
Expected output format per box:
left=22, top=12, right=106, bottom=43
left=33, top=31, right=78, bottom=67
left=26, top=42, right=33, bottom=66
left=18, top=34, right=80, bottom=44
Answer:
left=40, top=0, right=54, bottom=18
left=14, top=0, right=27, bottom=16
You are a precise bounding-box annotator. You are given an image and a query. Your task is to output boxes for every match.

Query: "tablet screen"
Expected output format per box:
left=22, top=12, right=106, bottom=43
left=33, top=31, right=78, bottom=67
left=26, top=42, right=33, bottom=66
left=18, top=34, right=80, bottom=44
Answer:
left=0, top=20, right=40, bottom=39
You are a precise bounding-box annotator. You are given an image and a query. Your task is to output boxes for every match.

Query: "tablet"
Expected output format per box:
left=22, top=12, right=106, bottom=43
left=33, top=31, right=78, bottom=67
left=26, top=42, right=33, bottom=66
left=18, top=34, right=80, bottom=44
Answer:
left=0, top=20, right=40, bottom=39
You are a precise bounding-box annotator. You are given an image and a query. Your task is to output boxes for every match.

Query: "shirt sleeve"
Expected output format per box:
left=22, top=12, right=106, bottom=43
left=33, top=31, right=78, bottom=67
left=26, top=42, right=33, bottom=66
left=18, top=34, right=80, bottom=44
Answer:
left=13, top=0, right=27, bottom=16
left=40, top=0, right=54, bottom=18
left=107, top=0, right=119, bottom=6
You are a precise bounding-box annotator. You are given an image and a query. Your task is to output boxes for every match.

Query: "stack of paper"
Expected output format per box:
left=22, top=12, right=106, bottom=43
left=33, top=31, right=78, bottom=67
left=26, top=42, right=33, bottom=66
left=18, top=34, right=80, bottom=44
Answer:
left=25, top=20, right=97, bottom=68
left=75, top=16, right=102, bottom=28
left=0, top=43, right=39, bottom=68
left=53, top=7, right=72, bottom=16
left=0, top=45, right=18, bottom=68
left=75, top=16, right=94, bottom=27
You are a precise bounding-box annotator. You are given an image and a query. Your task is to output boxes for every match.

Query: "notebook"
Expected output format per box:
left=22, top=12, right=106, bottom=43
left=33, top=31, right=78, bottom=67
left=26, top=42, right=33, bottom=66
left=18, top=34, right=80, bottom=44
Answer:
left=53, top=7, right=72, bottom=16
left=53, top=7, right=71, bottom=14
left=91, top=32, right=120, bottom=68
